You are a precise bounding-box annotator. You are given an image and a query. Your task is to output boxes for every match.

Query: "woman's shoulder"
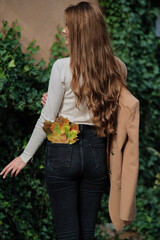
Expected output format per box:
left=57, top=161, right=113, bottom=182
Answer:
left=55, top=56, right=70, bottom=66
left=119, top=86, right=139, bottom=114
left=114, top=56, right=126, bottom=69
left=114, top=56, right=127, bottom=81
left=114, top=57, right=139, bottom=112
left=53, top=57, right=70, bottom=74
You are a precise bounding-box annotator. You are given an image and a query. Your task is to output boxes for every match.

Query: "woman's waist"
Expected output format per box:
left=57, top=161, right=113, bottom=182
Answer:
left=58, top=110, right=94, bottom=126
left=73, top=123, right=96, bottom=131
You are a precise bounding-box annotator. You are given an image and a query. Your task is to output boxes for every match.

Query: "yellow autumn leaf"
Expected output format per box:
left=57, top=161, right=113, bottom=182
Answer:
left=43, top=116, right=80, bottom=144
left=43, top=121, right=53, bottom=135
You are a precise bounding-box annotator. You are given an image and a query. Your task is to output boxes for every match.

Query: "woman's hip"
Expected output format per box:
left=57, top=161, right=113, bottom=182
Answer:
left=44, top=124, right=108, bottom=182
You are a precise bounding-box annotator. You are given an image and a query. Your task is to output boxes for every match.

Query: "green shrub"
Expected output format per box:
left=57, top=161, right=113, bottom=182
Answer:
left=99, top=0, right=160, bottom=239
left=0, top=19, right=68, bottom=240
left=1, top=0, right=160, bottom=237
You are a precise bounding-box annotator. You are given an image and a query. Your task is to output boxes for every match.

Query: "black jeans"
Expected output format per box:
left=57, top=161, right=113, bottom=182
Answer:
left=44, top=124, right=110, bottom=240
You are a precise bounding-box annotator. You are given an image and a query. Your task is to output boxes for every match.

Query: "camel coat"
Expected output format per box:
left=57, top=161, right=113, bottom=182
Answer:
left=106, top=85, right=140, bottom=231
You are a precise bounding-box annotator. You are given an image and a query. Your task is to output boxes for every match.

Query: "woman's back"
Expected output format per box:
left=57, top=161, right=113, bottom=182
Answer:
left=57, top=56, right=94, bottom=125
left=57, top=56, right=127, bottom=126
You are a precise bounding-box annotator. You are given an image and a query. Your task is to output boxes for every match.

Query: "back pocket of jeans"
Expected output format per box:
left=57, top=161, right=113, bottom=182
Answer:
left=45, top=143, right=73, bottom=169
left=88, top=143, right=107, bottom=173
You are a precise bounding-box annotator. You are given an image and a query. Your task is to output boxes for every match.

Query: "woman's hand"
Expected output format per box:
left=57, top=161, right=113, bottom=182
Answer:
left=0, top=156, right=27, bottom=179
left=41, top=92, right=48, bottom=107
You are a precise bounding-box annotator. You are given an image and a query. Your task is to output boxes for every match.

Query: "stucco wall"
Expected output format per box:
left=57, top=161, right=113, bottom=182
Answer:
left=0, top=0, right=99, bottom=64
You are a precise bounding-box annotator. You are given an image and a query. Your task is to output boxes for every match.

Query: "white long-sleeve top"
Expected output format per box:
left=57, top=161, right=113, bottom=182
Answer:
left=20, top=57, right=94, bottom=163
left=20, top=56, right=126, bottom=163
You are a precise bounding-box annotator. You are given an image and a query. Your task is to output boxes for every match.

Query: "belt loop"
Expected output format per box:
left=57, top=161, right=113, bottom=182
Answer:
left=79, top=124, right=83, bottom=131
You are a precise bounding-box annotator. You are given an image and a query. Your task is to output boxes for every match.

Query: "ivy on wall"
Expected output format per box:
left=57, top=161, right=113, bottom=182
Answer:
left=0, top=0, right=160, bottom=238
left=0, top=20, right=68, bottom=240
left=99, top=0, right=160, bottom=239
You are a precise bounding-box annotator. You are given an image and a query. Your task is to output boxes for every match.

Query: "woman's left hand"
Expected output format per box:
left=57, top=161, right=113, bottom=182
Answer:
left=0, top=156, right=27, bottom=179
left=41, top=92, right=48, bottom=107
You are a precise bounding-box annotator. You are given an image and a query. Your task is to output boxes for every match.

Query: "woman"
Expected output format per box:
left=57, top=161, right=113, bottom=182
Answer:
left=0, top=1, right=140, bottom=238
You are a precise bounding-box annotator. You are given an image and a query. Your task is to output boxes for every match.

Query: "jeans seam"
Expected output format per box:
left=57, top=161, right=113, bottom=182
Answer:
left=88, top=143, right=107, bottom=174
left=80, top=138, right=84, bottom=176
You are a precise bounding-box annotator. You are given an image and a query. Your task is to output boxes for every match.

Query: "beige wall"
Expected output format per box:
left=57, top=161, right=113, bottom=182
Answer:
left=0, top=0, right=99, bottom=65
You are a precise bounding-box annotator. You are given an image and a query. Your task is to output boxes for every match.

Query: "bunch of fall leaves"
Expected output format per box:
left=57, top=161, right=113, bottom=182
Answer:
left=43, top=116, right=80, bottom=144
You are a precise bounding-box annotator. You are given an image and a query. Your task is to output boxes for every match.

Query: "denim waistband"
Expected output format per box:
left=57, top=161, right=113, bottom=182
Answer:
left=77, top=124, right=96, bottom=131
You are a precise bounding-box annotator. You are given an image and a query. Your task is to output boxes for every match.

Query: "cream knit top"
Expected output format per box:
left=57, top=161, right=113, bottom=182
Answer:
left=20, top=56, right=126, bottom=164
left=20, top=57, right=94, bottom=163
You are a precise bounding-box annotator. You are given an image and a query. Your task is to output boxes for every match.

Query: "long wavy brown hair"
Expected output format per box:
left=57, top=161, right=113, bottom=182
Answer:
left=64, top=1, right=128, bottom=138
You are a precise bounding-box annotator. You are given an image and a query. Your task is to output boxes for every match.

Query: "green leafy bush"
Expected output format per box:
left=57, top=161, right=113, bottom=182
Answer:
left=0, top=0, right=160, bottom=238
left=98, top=0, right=160, bottom=239
left=0, top=19, right=69, bottom=240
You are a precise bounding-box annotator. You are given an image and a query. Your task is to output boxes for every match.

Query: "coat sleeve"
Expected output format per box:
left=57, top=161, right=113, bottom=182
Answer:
left=120, top=100, right=140, bottom=221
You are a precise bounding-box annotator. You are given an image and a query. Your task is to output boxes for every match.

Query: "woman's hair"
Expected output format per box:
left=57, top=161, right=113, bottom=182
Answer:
left=64, top=1, right=128, bottom=138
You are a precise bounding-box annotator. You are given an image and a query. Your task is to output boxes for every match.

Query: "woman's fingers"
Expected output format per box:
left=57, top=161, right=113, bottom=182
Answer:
left=41, top=92, right=48, bottom=107
left=11, top=168, right=17, bottom=177
left=0, top=156, right=27, bottom=179
left=41, top=96, right=46, bottom=106
left=15, top=169, right=21, bottom=177
left=2, top=166, right=12, bottom=179
left=0, top=163, right=11, bottom=176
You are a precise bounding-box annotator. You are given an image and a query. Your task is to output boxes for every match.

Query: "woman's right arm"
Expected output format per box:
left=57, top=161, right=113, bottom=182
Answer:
left=0, top=59, right=65, bottom=178
left=20, top=59, right=65, bottom=163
